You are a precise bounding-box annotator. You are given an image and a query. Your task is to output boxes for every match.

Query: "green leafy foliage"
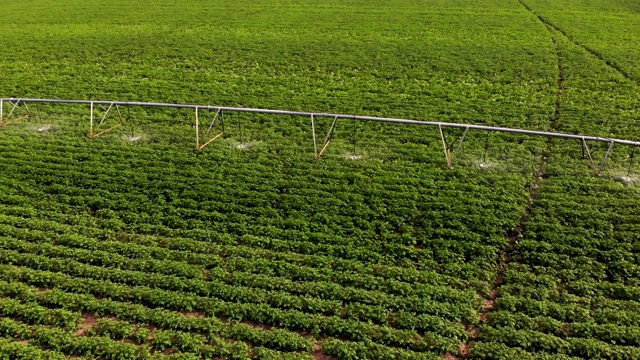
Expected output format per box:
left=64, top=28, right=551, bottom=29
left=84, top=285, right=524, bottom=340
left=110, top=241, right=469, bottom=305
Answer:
left=0, top=0, right=639, bottom=359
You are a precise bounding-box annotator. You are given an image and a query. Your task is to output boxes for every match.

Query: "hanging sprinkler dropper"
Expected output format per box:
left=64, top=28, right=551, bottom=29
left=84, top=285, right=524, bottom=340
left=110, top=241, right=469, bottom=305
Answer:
left=477, top=131, right=493, bottom=169
left=627, top=146, right=635, bottom=178
left=615, top=146, right=637, bottom=184
left=124, top=105, right=142, bottom=141
left=34, top=103, right=52, bottom=132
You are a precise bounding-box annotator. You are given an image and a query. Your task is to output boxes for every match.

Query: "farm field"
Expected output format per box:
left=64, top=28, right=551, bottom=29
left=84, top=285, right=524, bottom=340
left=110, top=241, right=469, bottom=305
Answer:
left=0, top=0, right=639, bottom=359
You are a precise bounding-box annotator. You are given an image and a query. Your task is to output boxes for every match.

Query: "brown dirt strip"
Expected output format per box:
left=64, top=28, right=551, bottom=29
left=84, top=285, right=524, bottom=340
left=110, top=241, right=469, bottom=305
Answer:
left=517, top=0, right=637, bottom=86
left=74, top=313, right=97, bottom=336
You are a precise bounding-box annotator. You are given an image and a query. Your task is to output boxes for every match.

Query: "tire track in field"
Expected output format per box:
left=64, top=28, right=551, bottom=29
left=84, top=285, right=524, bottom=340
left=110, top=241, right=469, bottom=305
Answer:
left=548, top=32, right=565, bottom=127
left=450, top=3, right=566, bottom=358
left=479, top=0, right=567, bottom=319
left=452, top=170, right=549, bottom=358
left=517, top=0, right=638, bottom=86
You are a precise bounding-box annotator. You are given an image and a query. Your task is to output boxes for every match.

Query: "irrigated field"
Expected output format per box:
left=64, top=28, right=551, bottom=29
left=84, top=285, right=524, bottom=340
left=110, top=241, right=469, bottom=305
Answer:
left=0, top=0, right=639, bottom=359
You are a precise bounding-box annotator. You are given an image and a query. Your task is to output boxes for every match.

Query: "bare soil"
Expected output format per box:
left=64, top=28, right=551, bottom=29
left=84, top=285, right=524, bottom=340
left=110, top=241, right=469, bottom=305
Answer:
left=74, top=313, right=97, bottom=336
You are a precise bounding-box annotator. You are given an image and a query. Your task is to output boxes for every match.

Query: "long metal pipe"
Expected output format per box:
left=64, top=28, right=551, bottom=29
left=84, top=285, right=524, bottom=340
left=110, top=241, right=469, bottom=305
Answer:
left=3, top=97, right=640, bottom=147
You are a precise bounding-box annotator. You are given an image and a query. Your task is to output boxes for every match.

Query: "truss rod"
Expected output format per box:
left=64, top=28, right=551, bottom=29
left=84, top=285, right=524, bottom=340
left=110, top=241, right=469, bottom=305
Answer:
left=99, top=103, right=114, bottom=126
left=206, top=108, right=221, bottom=135
left=599, top=141, right=615, bottom=173
left=3, top=97, right=640, bottom=147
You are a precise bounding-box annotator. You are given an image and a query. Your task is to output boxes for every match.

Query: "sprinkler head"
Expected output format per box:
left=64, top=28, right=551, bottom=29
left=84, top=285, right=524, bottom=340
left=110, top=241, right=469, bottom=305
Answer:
left=614, top=176, right=637, bottom=185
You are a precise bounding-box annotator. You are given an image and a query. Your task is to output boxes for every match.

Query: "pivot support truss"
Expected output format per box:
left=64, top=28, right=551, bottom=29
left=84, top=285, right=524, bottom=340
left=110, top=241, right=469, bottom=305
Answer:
left=2, top=97, right=640, bottom=174
left=0, top=99, right=31, bottom=127
left=195, top=107, right=225, bottom=151
left=582, top=138, right=615, bottom=175
left=311, top=114, right=338, bottom=159
left=89, top=102, right=123, bottom=139
left=439, top=125, right=469, bottom=168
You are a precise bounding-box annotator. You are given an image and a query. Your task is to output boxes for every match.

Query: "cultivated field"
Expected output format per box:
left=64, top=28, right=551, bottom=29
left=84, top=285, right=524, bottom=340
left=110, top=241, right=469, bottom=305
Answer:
left=0, top=0, right=639, bottom=359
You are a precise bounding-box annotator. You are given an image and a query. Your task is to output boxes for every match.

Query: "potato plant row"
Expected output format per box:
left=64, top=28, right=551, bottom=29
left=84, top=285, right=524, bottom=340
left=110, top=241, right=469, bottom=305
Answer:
left=0, top=248, right=471, bottom=337
left=0, top=281, right=440, bottom=359
left=8, top=0, right=640, bottom=358
left=0, top=214, right=482, bottom=298
left=0, top=123, right=532, bottom=358
left=0, top=84, right=542, bottom=360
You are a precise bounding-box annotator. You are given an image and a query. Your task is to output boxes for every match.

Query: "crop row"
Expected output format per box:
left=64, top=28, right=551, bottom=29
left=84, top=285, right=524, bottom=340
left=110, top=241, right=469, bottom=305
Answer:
left=0, top=297, right=283, bottom=359
left=86, top=318, right=312, bottom=360
left=510, top=249, right=638, bottom=284
left=0, top=186, right=499, bottom=280
left=0, top=149, right=508, bottom=204
left=470, top=341, right=582, bottom=360
left=0, top=224, right=476, bottom=304
left=0, top=144, right=522, bottom=236
left=0, top=265, right=460, bottom=353
left=495, top=294, right=640, bottom=324
left=0, top=281, right=439, bottom=359
left=0, top=211, right=483, bottom=297
left=488, top=311, right=640, bottom=346
left=4, top=174, right=504, bottom=258
left=478, top=326, right=640, bottom=359
left=0, top=316, right=184, bottom=360
left=89, top=318, right=443, bottom=360
left=0, top=337, right=76, bottom=360
left=501, top=268, right=640, bottom=303
left=0, top=281, right=311, bottom=353
left=0, top=138, right=519, bottom=192
left=0, top=297, right=80, bottom=331
left=0, top=247, right=472, bottom=336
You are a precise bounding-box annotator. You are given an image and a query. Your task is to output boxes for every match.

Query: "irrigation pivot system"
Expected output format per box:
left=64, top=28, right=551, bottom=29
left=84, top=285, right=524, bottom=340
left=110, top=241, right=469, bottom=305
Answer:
left=1, top=97, right=639, bottom=173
